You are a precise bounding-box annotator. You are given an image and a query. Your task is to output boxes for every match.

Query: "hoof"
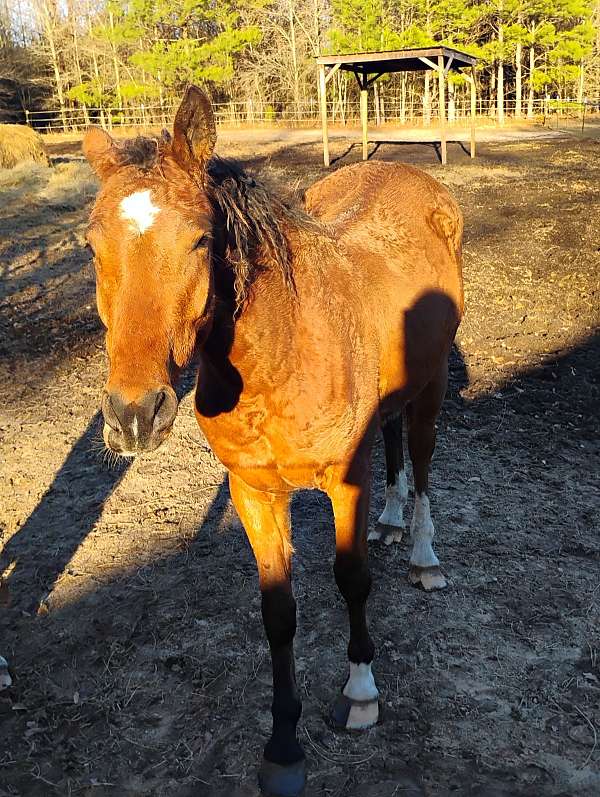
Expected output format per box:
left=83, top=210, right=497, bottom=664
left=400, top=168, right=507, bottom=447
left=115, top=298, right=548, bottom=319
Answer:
left=331, top=692, right=379, bottom=730
left=368, top=523, right=403, bottom=546
left=259, top=756, right=306, bottom=797
left=408, top=565, right=447, bottom=591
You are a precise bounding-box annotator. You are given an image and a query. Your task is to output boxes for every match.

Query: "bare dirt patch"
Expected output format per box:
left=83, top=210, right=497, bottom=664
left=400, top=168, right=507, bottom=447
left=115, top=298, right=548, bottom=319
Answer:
left=1, top=134, right=599, bottom=796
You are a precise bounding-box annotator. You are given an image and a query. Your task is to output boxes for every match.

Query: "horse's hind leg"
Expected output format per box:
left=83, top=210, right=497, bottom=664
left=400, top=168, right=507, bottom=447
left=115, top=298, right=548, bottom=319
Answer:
left=406, top=361, right=448, bottom=591
left=328, top=470, right=379, bottom=730
left=368, top=414, right=408, bottom=545
left=228, top=472, right=305, bottom=797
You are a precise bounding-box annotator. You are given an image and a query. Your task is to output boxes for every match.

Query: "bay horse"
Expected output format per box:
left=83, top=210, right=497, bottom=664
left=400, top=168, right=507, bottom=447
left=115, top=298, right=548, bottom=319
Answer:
left=83, top=86, right=463, bottom=796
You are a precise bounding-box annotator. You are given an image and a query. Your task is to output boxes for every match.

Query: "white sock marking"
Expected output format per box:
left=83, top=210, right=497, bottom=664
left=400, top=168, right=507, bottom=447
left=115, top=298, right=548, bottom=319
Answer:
left=0, top=655, right=12, bottom=691
left=377, top=469, right=408, bottom=527
left=131, top=416, right=138, bottom=440
left=409, top=493, right=440, bottom=568
left=120, top=190, right=160, bottom=234
left=343, top=662, right=379, bottom=702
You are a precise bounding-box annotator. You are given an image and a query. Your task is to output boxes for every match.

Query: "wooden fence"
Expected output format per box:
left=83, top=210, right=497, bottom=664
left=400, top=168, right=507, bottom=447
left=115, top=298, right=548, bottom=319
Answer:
left=22, top=97, right=598, bottom=134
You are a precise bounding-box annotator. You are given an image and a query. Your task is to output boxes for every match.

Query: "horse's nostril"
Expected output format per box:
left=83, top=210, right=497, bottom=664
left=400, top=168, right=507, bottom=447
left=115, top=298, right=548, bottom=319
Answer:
left=153, top=387, right=178, bottom=432
left=102, top=392, right=124, bottom=432
left=154, top=390, right=166, bottom=415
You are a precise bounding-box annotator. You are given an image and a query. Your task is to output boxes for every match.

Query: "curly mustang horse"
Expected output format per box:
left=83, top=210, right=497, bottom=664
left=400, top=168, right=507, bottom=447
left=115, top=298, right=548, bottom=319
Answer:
left=84, top=87, right=463, bottom=795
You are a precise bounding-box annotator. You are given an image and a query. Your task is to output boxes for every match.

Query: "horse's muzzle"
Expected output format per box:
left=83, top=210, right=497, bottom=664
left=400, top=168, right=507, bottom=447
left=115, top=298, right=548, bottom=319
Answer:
left=101, top=386, right=178, bottom=455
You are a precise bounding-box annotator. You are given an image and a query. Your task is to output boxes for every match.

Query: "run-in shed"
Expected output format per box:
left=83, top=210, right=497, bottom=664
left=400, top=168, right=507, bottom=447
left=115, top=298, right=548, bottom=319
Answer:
left=316, top=46, right=478, bottom=166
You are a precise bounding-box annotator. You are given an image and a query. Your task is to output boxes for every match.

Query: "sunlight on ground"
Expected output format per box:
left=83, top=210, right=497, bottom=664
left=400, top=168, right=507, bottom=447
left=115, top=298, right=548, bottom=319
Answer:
left=1, top=136, right=598, bottom=613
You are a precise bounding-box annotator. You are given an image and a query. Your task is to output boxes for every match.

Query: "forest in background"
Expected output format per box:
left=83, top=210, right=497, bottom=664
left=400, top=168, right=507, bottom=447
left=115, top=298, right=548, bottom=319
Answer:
left=1, top=0, right=599, bottom=129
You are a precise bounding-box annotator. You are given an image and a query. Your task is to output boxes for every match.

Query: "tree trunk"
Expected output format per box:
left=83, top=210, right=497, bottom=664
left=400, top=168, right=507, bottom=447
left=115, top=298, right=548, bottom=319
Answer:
left=39, top=1, right=67, bottom=132
left=448, top=79, right=455, bottom=122
left=288, top=0, right=300, bottom=115
left=527, top=44, right=535, bottom=118
left=401, top=73, right=406, bottom=124
left=108, top=9, right=122, bottom=109
left=71, top=13, right=90, bottom=126
left=423, top=72, right=431, bottom=125
left=577, top=60, right=584, bottom=108
left=313, top=0, right=321, bottom=57
left=515, top=40, right=522, bottom=118
left=497, top=13, right=505, bottom=124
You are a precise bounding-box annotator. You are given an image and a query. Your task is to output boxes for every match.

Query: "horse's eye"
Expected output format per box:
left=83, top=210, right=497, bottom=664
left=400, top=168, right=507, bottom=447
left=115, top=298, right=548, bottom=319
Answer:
left=192, top=234, right=209, bottom=251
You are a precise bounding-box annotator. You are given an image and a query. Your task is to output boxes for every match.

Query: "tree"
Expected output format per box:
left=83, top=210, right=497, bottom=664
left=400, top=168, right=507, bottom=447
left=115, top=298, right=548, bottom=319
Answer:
left=9, top=0, right=599, bottom=128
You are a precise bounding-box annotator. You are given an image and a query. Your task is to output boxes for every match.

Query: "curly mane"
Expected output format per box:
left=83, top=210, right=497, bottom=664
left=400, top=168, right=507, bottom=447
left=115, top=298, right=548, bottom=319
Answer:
left=112, top=135, right=321, bottom=311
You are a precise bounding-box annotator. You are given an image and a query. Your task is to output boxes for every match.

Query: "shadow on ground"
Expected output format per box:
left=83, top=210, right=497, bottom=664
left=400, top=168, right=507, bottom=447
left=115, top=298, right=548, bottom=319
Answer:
left=1, top=333, right=599, bottom=795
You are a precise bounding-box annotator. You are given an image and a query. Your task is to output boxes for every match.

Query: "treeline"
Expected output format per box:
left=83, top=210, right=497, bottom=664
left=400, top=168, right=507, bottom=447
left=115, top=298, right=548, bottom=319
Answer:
left=1, top=0, right=599, bottom=126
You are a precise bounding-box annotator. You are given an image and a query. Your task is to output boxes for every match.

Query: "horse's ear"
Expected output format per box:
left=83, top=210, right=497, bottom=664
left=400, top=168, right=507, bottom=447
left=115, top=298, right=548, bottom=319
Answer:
left=171, top=85, right=216, bottom=181
left=83, top=126, right=119, bottom=181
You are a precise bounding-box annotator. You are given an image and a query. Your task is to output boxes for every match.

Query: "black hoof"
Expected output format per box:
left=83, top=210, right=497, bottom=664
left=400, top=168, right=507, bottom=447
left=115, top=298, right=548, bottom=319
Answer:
left=259, top=756, right=306, bottom=797
left=331, top=692, right=379, bottom=730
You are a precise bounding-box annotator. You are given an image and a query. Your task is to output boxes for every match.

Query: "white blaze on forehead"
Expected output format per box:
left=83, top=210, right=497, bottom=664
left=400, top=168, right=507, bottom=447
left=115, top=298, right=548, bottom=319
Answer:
left=120, top=189, right=160, bottom=234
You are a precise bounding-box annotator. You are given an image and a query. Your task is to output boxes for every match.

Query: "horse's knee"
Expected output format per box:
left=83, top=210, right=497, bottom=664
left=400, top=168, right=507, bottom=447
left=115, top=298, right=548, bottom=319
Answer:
left=261, top=585, right=296, bottom=649
left=333, top=552, right=371, bottom=606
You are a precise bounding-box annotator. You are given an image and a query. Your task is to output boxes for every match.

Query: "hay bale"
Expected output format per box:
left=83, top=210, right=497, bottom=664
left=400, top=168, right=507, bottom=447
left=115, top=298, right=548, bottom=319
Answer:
left=0, top=124, right=48, bottom=169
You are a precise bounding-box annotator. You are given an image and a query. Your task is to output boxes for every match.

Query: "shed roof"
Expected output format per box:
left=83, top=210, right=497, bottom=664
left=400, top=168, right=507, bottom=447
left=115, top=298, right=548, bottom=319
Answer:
left=316, top=46, right=476, bottom=75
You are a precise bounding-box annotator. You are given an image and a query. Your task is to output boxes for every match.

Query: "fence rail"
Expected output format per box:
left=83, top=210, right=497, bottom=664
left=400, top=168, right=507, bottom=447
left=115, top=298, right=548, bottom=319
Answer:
left=22, top=97, right=600, bottom=134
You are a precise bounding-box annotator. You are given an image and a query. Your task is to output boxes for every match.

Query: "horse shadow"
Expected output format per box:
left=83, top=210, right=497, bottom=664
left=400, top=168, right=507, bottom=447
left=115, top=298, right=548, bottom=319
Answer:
left=0, top=412, right=128, bottom=613
left=0, top=371, right=198, bottom=615
left=328, top=139, right=472, bottom=166
left=2, top=310, right=599, bottom=795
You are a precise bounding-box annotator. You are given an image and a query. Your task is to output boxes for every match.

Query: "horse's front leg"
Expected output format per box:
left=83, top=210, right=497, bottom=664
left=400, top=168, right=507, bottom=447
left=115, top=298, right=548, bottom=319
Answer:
left=327, top=472, right=379, bottom=730
left=228, top=472, right=305, bottom=797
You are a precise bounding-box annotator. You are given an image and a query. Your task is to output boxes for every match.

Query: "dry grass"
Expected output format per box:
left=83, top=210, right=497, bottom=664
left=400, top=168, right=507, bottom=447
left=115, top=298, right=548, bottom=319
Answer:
left=40, top=161, right=98, bottom=208
left=0, top=124, right=48, bottom=169
left=0, top=159, right=98, bottom=211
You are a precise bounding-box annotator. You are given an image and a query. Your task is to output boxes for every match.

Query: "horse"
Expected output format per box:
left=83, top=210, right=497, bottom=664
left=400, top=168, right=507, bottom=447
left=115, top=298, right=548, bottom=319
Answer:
left=83, top=86, right=464, bottom=797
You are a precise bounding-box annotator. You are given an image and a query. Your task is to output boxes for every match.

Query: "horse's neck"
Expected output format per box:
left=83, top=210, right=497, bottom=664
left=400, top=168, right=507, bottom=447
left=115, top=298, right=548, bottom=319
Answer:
left=222, top=258, right=298, bottom=354
left=195, top=253, right=301, bottom=416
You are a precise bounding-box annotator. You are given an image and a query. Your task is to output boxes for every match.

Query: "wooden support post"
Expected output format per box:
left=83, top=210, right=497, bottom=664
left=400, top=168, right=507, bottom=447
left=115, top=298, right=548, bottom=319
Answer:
left=470, top=66, right=476, bottom=158
left=319, top=64, right=329, bottom=167
left=360, top=72, right=368, bottom=161
left=438, top=54, right=447, bottom=165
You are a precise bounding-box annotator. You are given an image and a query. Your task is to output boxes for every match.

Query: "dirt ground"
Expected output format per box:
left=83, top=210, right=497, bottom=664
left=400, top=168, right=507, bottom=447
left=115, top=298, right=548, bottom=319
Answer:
left=0, top=128, right=599, bottom=797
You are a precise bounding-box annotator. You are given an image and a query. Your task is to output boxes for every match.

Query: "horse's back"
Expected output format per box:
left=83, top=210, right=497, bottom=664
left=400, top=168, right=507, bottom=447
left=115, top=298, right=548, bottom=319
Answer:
left=305, top=161, right=464, bottom=407
left=305, top=161, right=461, bottom=247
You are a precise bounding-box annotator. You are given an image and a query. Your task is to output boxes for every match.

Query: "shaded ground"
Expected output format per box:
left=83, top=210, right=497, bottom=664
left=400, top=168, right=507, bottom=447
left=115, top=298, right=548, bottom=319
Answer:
left=0, top=131, right=599, bottom=796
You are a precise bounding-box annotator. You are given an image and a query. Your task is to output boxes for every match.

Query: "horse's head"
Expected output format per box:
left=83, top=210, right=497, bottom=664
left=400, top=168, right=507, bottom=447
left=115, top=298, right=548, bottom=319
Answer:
left=84, top=87, right=216, bottom=456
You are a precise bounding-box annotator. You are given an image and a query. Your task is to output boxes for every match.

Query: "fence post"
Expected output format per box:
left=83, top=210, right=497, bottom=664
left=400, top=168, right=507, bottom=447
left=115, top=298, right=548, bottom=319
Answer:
left=25, top=109, right=30, bottom=127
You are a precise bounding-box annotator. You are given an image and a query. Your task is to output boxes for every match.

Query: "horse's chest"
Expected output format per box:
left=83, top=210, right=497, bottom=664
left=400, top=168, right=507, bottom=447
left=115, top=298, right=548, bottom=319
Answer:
left=195, top=385, right=366, bottom=492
